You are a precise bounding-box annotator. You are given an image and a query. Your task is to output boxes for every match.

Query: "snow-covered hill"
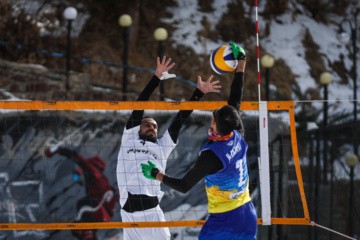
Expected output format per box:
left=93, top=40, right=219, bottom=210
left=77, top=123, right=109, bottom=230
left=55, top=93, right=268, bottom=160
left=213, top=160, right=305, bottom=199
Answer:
left=162, top=0, right=360, bottom=124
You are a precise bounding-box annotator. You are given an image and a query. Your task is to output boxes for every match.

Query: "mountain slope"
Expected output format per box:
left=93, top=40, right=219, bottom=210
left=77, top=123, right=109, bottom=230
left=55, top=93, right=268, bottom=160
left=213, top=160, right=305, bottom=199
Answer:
left=0, top=0, right=359, bottom=124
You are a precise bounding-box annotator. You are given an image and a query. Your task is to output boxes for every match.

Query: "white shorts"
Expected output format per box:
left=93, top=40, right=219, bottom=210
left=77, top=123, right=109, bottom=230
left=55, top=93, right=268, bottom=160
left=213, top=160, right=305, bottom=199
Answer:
left=121, top=205, right=171, bottom=240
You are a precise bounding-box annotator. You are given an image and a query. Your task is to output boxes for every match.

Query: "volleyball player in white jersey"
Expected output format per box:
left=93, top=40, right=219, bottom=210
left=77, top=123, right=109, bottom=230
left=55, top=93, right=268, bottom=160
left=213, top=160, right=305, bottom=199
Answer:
left=117, top=56, right=221, bottom=240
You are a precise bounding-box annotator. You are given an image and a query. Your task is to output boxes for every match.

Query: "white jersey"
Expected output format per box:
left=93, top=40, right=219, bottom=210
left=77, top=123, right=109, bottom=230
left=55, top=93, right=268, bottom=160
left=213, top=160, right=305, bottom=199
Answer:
left=116, top=125, right=177, bottom=207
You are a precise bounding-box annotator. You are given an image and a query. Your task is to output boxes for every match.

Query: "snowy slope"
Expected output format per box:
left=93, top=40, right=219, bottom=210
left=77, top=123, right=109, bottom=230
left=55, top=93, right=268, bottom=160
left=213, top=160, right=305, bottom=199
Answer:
left=162, top=0, right=360, bottom=122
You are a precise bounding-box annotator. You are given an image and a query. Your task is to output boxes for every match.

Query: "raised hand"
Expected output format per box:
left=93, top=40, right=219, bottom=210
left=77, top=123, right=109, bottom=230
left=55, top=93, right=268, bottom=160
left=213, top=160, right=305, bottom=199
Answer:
left=196, top=75, right=221, bottom=94
left=229, top=42, right=246, bottom=60
left=155, top=56, right=176, bottom=79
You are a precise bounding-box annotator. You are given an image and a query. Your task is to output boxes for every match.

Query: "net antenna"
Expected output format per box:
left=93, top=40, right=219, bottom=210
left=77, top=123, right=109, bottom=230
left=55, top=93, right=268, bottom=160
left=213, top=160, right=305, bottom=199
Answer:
left=255, top=0, right=271, bottom=225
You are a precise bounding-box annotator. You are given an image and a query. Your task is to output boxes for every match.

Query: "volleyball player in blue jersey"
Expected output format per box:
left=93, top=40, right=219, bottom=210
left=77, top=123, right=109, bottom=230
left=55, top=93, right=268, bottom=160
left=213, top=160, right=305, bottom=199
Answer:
left=141, top=43, right=258, bottom=239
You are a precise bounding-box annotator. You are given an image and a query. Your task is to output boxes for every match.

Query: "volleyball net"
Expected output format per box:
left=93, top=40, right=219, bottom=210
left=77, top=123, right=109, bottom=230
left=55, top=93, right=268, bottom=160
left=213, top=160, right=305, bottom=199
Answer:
left=0, top=101, right=309, bottom=237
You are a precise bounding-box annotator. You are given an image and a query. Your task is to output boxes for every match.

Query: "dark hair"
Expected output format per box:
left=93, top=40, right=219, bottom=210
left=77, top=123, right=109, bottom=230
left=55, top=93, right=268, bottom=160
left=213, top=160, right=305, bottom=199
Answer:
left=142, top=116, right=155, bottom=121
left=214, top=105, right=242, bottom=135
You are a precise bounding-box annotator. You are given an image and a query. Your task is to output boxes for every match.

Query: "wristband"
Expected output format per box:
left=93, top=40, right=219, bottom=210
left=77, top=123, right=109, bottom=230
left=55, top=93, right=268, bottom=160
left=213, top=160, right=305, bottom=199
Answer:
left=151, top=168, right=160, bottom=179
left=160, top=71, right=176, bottom=80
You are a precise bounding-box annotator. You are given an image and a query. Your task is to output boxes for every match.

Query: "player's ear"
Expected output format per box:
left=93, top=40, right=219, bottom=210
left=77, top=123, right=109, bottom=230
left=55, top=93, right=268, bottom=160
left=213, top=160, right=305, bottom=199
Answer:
left=210, top=117, right=216, bottom=130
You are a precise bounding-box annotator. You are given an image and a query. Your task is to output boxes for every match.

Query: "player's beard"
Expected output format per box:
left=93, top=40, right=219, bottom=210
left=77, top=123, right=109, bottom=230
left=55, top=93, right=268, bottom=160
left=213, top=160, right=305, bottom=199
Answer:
left=139, top=131, right=157, bottom=143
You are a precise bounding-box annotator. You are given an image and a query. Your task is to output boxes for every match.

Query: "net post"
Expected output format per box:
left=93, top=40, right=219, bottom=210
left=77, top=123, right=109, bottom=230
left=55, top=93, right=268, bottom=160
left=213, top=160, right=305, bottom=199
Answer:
left=258, top=101, right=271, bottom=225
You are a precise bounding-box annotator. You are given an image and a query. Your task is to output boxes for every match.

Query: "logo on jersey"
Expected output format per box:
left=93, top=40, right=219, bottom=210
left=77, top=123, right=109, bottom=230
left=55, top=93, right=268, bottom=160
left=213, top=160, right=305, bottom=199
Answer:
left=127, top=148, right=158, bottom=159
left=229, top=186, right=248, bottom=200
left=227, top=140, right=234, bottom=146
left=225, top=142, right=241, bottom=161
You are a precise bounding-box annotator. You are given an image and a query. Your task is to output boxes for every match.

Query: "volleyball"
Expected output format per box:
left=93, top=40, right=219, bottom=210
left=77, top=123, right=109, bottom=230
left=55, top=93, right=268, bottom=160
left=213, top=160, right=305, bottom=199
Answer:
left=210, top=45, right=238, bottom=75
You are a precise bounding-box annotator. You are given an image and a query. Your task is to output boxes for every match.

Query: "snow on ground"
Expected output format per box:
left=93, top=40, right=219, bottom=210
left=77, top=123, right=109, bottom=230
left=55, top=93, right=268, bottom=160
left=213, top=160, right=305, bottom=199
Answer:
left=0, top=89, right=28, bottom=101
left=162, top=0, right=233, bottom=55
left=163, top=0, right=360, bottom=122
left=11, top=0, right=90, bottom=37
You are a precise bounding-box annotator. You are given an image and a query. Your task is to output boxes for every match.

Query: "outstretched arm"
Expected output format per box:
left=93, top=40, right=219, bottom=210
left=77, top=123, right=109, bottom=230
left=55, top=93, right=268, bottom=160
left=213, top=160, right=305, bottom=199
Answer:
left=141, top=150, right=223, bottom=193
left=228, top=43, right=246, bottom=111
left=227, top=61, right=246, bottom=136
left=168, top=75, right=221, bottom=143
left=228, top=43, right=246, bottom=136
left=228, top=61, right=246, bottom=110
left=126, top=56, right=175, bottom=129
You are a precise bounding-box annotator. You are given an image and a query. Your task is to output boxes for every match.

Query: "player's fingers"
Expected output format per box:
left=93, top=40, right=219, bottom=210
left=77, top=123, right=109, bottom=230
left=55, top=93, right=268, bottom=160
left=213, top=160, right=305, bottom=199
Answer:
left=165, top=57, right=172, bottom=66
left=206, top=75, right=214, bottom=82
left=167, top=62, right=175, bottom=70
left=161, top=56, right=166, bottom=65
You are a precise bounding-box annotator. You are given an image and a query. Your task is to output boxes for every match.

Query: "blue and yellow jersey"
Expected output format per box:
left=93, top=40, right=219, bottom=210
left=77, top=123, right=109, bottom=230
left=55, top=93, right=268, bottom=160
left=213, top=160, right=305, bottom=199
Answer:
left=200, top=130, right=251, bottom=213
